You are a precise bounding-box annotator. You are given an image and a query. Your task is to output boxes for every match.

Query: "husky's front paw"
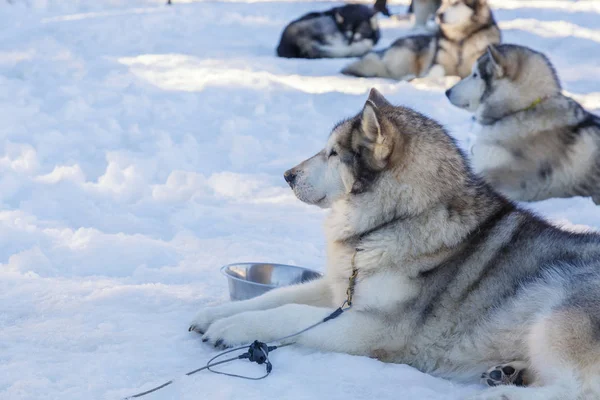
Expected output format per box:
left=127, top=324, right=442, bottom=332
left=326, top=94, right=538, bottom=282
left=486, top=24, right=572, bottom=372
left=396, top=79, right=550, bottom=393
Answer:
left=201, top=311, right=274, bottom=349
left=188, top=304, right=238, bottom=334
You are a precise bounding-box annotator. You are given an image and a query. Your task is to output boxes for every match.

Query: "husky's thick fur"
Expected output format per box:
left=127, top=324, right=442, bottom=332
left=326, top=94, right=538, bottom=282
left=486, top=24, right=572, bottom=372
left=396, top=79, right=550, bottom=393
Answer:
left=342, top=0, right=500, bottom=80
left=277, top=0, right=389, bottom=59
left=447, top=44, right=600, bottom=204
left=190, top=88, right=600, bottom=399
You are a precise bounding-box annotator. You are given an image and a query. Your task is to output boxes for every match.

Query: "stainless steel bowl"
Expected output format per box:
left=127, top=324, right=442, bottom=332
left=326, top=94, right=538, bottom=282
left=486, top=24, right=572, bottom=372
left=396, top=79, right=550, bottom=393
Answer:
left=221, top=262, right=323, bottom=301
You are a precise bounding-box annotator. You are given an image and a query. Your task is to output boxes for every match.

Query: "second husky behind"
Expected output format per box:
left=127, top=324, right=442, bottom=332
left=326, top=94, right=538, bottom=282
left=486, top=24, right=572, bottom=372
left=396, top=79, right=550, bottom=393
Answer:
left=447, top=44, right=600, bottom=204
left=342, top=0, right=500, bottom=80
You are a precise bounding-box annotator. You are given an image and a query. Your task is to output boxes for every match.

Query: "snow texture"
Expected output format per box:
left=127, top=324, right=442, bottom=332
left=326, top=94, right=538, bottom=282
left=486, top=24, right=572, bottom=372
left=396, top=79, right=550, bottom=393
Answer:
left=0, top=0, right=599, bottom=399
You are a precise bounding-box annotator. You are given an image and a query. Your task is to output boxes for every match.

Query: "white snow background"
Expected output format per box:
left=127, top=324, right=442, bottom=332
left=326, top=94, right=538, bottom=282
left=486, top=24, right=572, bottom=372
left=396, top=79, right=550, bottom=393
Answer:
left=1, top=0, right=599, bottom=399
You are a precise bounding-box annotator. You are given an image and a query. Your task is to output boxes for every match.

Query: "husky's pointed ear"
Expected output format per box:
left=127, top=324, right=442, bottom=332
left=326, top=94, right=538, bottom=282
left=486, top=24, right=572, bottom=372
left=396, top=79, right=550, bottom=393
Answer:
left=487, top=45, right=505, bottom=78
left=361, top=100, right=392, bottom=164
left=361, top=100, right=381, bottom=141
left=373, top=0, right=390, bottom=16
left=367, top=88, right=391, bottom=108
left=335, top=12, right=344, bottom=25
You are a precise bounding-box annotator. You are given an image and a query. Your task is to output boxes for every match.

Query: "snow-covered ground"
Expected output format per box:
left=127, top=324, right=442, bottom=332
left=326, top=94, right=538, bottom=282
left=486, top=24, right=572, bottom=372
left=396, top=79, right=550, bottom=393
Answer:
left=1, top=0, right=599, bottom=399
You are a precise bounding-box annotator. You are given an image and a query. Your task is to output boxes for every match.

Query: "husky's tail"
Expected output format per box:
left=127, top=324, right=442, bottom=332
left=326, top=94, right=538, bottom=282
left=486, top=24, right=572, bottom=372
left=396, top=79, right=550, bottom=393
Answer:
left=341, top=52, right=390, bottom=78
left=374, top=0, right=391, bottom=16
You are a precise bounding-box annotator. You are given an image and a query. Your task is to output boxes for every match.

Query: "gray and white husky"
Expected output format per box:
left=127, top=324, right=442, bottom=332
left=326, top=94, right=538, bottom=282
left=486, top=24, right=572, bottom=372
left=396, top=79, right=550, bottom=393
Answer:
left=190, top=88, right=600, bottom=399
left=341, top=0, right=500, bottom=80
left=446, top=44, right=600, bottom=204
left=276, top=0, right=389, bottom=59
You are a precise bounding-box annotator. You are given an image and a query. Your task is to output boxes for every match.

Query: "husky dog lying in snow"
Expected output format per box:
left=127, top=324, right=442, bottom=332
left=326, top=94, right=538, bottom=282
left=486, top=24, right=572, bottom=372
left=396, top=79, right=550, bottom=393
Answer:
left=190, top=88, right=600, bottom=400
left=342, top=0, right=500, bottom=80
left=276, top=0, right=390, bottom=59
left=446, top=44, right=600, bottom=205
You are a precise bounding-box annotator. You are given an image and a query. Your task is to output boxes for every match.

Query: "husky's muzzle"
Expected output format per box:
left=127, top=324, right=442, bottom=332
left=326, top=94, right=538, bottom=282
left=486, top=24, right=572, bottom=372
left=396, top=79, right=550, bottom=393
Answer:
left=284, top=169, right=297, bottom=188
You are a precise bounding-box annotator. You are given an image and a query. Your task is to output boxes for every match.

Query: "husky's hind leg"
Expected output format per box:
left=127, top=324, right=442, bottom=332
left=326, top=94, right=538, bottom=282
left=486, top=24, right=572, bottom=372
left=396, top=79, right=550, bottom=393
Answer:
left=480, top=361, right=530, bottom=387
left=467, top=305, right=600, bottom=400
left=342, top=53, right=390, bottom=78
left=341, top=47, right=417, bottom=80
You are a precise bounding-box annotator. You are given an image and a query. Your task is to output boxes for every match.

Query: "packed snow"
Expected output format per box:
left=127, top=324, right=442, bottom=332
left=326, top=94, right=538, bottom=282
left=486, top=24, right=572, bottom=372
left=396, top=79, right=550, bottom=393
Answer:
left=1, top=0, right=599, bottom=399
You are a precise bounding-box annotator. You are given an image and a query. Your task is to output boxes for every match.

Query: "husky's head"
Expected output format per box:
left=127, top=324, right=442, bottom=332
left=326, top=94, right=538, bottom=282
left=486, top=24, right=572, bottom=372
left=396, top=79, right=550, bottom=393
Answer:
left=333, top=5, right=381, bottom=45
left=285, top=89, right=477, bottom=239
left=445, top=44, right=561, bottom=123
left=284, top=89, right=393, bottom=209
left=436, top=0, right=488, bottom=27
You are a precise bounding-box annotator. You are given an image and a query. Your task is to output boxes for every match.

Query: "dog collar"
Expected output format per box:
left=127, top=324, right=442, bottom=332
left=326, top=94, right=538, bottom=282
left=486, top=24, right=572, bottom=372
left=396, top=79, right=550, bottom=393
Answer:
left=523, top=97, right=544, bottom=111
left=476, top=96, right=550, bottom=126
left=509, top=96, right=548, bottom=118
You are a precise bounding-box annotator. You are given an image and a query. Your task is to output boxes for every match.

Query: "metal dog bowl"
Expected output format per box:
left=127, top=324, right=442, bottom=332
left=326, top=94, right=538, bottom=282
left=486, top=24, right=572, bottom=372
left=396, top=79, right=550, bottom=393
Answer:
left=221, top=262, right=323, bottom=301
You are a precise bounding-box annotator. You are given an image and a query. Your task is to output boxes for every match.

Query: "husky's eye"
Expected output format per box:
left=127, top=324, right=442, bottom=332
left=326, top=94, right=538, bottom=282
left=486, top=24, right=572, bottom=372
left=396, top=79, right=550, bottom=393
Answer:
left=329, top=150, right=338, bottom=158
left=473, top=72, right=478, bottom=78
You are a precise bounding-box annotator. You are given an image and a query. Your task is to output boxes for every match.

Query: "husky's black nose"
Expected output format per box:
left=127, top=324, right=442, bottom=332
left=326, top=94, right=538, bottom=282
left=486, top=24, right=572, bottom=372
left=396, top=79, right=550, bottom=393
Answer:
left=445, top=88, right=452, bottom=98
left=284, top=169, right=297, bottom=188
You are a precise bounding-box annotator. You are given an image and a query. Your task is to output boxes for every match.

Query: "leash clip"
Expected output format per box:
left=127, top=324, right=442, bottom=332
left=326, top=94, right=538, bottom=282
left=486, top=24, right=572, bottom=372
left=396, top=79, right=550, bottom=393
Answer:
left=346, top=248, right=361, bottom=306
